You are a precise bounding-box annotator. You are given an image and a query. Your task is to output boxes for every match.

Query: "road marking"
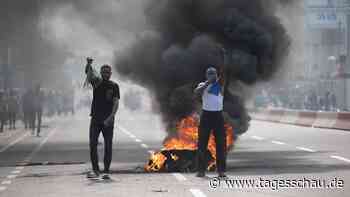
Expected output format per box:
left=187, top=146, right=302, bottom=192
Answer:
left=119, top=126, right=155, bottom=156
left=0, top=132, right=29, bottom=153
left=24, top=128, right=57, bottom=162
left=141, top=144, right=149, bottom=149
left=296, top=146, right=316, bottom=153
left=189, top=189, right=207, bottom=197
left=271, top=140, right=285, bottom=145
left=7, top=175, right=17, bottom=179
left=15, top=167, right=24, bottom=170
left=1, top=181, right=11, bottom=185
left=11, top=170, right=21, bottom=174
left=119, top=126, right=137, bottom=138
left=122, top=129, right=131, bottom=135
left=330, top=155, right=350, bottom=163
left=251, top=136, right=264, bottom=141
left=0, top=186, right=6, bottom=191
left=173, top=173, right=187, bottom=181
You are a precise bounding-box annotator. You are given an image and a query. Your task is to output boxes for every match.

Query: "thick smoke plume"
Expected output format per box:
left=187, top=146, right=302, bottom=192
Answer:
left=114, top=0, right=291, bottom=131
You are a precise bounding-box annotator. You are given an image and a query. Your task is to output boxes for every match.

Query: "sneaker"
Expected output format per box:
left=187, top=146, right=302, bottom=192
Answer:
left=101, top=173, right=111, bottom=180
left=87, top=171, right=100, bottom=179
left=218, top=172, right=227, bottom=178
left=196, top=172, right=205, bottom=178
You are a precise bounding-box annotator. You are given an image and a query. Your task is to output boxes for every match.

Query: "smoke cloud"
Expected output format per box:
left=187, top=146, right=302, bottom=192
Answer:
left=0, top=0, right=146, bottom=89
left=1, top=0, right=296, bottom=134
left=114, top=0, right=292, bottom=130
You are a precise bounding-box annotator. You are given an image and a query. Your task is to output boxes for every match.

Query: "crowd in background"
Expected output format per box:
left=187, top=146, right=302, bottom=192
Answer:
left=0, top=85, right=75, bottom=135
left=254, top=84, right=339, bottom=112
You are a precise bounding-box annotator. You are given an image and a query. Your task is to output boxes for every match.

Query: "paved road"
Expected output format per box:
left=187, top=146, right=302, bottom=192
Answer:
left=0, top=109, right=350, bottom=197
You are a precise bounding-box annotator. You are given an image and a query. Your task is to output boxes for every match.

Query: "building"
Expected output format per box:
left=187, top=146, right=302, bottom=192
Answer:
left=305, top=0, right=350, bottom=110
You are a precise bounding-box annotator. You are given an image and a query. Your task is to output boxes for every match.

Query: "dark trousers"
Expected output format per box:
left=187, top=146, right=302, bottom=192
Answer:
left=0, top=112, right=5, bottom=133
left=89, top=119, right=114, bottom=172
left=23, top=111, right=29, bottom=129
left=197, top=110, right=226, bottom=173
left=36, top=110, right=42, bottom=134
left=8, top=112, right=16, bottom=129
left=28, top=110, right=36, bottom=131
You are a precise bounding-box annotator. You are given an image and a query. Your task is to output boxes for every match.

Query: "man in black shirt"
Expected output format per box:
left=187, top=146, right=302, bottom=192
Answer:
left=84, top=57, right=120, bottom=179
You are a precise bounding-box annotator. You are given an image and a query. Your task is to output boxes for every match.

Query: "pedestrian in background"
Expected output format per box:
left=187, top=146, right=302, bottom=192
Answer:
left=8, top=90, right=19, bottom=130
left=0, top=91, right=7, bottom=133
left=34, top=84, right=44, bottom=137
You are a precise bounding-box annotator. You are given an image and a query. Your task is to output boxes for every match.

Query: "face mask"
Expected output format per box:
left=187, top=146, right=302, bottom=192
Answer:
left=207, top=73, right=217, bottom=82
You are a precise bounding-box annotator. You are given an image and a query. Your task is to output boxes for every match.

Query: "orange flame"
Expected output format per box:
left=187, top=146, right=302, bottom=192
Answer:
left=145, top=152, right=167, bottom=172
left=145, top=114, right=234, bottom=172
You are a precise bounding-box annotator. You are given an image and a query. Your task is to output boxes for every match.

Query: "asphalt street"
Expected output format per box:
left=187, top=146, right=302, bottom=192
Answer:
left=0, top=108, right=350, bottom=197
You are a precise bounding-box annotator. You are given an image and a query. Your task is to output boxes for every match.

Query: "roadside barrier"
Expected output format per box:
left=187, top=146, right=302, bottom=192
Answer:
left=249, top=108, right=350, bottom=131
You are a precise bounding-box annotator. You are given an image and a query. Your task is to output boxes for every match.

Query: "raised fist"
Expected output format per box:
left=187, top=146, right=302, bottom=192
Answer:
left=87, top=57, right=93, bottom=64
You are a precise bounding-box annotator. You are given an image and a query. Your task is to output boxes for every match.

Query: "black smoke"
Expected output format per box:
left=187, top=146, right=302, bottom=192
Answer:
left=114, top=0, right=291, bottom=131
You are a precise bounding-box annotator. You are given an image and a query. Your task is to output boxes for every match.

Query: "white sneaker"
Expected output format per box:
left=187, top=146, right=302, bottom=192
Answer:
left=87, top=171, right=100, bottom=179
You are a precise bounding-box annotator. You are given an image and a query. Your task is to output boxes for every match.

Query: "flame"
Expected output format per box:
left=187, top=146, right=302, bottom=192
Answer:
left=145, top=114, right=234, bottom=172
left=145, top=152, right=167, bottom=172
left=170, top=153, right=179, bottom=161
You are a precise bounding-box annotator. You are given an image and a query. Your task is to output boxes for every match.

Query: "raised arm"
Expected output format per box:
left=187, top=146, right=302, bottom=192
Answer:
left=194, top=81, right=210, bottom=96
left=84, top=57, right=102, bottom=88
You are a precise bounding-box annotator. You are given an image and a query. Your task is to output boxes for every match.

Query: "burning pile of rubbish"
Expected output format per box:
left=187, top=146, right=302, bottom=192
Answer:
left=145, top=114, right=234, bottom=172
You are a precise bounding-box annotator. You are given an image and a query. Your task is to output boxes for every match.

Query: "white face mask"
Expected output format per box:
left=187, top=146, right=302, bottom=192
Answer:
left=206, top=73, right=217, bottom=82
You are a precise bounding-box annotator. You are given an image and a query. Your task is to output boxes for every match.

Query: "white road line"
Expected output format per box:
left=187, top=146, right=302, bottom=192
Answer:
left=25, top=128, right=57, bottom=162
left=119, top=126, right=154, bottom=156
left=251, top=135, right=264, bottom=140
left=15, top=167, right=24, bottom=170
left=189, top=189, right=207, bottom=197
left=296, top=146, right=316, bottom=153
left=330, top=155, right=350, bottom=163
left=173, top=173, right=187, bottom=181
left=0, top=132, right=29, bottom=153
left=271, top=140, right=286, bottom=145
left=141, top=144, right=149, bottom=149
left=0, top=186, right=6, bottom=191
left=118, top=126, right=137, bottom=138
left=122, top=129, right=131, bottom=135
left=118, top=126, right=131, bottom=135
left=130, top=135, right=136, bottom=139
left=7, top=175, right=17, bottom=179
left=11, top=170, right=21, bottom=174
left=1, top=180, right=11, bottom=185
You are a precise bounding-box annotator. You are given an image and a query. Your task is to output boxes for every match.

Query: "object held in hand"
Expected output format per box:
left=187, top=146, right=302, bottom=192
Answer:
left=87, top=57, right=94, bottom=64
